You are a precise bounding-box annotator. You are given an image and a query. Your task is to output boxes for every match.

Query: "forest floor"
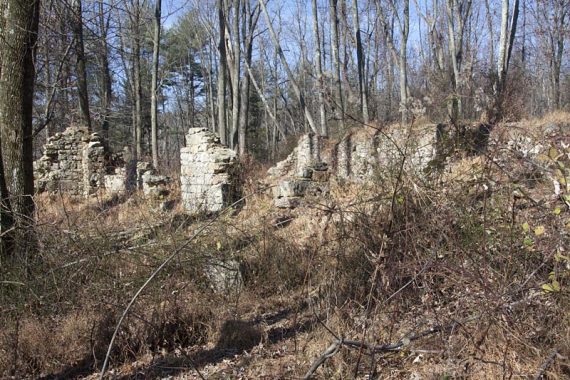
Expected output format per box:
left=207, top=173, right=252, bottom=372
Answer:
left=1, top=114, right=570, bottom=379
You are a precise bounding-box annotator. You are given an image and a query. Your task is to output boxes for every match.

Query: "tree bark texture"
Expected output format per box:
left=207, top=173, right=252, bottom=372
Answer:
left=229, top=0, right=241, bottom=150
left=330, top=0, right=345, bottom=129
left=98, top=1, right=112, bottom=140
left=312, top=0, right=328, bottom=136
left=72, top=0, right=92, bottom=131
left=0, top=0, right=40, bottom=256
left=217, top=0, right=228, bottom=145
left=151, top=0, right=162, bottom=168
left=133, top=3, right=143, bottom=160
left=353, top=0, right=369, bottom=124
left=399, top=0, right=410, bottom=124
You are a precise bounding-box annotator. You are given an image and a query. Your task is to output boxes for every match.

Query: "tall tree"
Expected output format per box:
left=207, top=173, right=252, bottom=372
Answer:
left=72, top=0, right=92, bottom=131
left=484, top=0, right=495, bottom=65
left=217, top=0, right=228, bottom=144
left=258, top=0, right=317, bottom=134
left=96, top=0, right=113, bottom=140
left=376, top=0, right=410, bottom=123
left=130, top=0, right=144, bottom=159
left=0, top=138, right=13, bottom=256
left=228, top=0, right=241, bottom=150
left=312, top=0, right=327, bottom=136
left=398, top=0, right=410, bottom=124
left=494, top=0, right=519, bottom=121
left=533, top=0, right=570, bottom=110
left=330, top=0, right=345, bottom=129
left=498, top=0, right=519, bottom=88
left=151, top=0, right=162, bottom=168
left=238, top=0, right=260, bottom=155
left=353, top=0, right=369, bottom=124
left=445, top=0, right=472, bottom=124
left=0, top=2, right=10, bottom=257
left=0, top=0, right=40, bottom=257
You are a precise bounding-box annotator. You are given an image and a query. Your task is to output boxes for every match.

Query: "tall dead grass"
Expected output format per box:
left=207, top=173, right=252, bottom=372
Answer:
left=2, top=119, right=569, bottom=378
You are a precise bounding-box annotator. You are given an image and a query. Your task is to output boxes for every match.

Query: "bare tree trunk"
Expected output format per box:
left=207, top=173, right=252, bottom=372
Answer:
left=312, top=0, right=328, bottom=136
left=44, top=31, right=52, bottom=139
left=446, top=0, right=459, bottom=123
left=0, top=138, right=13, bottom=256
left=258, top=0, right=317, bottom=134
left=229, top=0, right=241, bottom=150
left=0, top=1, right=11, bottom=256
left=0, top=5, right=10, bottom=255
left=190, top=72, right=195, bottom=128
left=522, top=0, right=526, bottom=64
left=116, top=7, right=137, bottom=158
left=553, top=32, right=564, bottom=109
left=238, top=1, right=260, bottom=156
left=494, top=0, right=519, bottom=122
left=243, top=59, right=287, bottom=140
left=505, top=0, right=519, bottom=78
left=134, top=45, right=142, bottom=159
left=330, top=0, right=345, bottom=129
left=59, top=9, right=73, bottom=129
left=484, top=0, right=495, bottom=66
left=0, top=0, right=40, bottom=257
left=97, top=0, right=112, bottom=141
left=497, top=0, right=510, bottom=87
left=238, top=4, right=249, bottom=157
left=217, top=0, right=228, bottom=145
left=133, top=2, right=143, bottom=160
left=295, top=3, right=308, bottom=133
left=413, top=0, right=444, bottom=76
left=551, top=0, right=567, bottom=110
left=151, top=0, right=162, bottom=168
left=353, top=0, right=369, bottom=124
left=446, top=0, right=472, bottom=124
left=198, top=37, right=217, bottom=132
left=207, top=44, right=216, bottom=132
left=340, top=1, right=354, bottom=104
left=497, top=0, right=519, bottom=91
left=72, top=0, right=92, bottom=131
left=399, top=0, right=410, bottom=124
left=271, top=44, right=279, bottom=158
left=377, top=0, right=410, bottom=123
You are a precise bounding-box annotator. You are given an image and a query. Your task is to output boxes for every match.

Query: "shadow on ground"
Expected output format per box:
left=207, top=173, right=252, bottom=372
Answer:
left=39, top=302, right=317, bottom=380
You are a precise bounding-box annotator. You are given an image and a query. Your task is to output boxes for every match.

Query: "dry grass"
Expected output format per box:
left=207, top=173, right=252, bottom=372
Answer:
left=2, top=116, right=570, bottom=379
left=521, top=110, right=570, bottom=127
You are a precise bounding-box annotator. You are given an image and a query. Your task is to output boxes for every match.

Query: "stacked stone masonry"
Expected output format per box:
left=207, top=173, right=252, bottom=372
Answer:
left=35, top=127, right=106, bottom=197
left=180, top=128, right=241, bottom=214
left=35, top=126, right=171, bottom=198
left=268, top=125, right=440, bottom=208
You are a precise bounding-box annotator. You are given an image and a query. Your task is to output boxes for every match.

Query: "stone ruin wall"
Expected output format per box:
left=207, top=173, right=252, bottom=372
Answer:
left=180, top=128, right=241, bottom=214
left=267, top=133, right=323, bottom=179
left=35, top=126, right=171, bottom=199
left=35, top=125, right=239, bottom=212
left=35, top=127, right=106, bottom=197
left=35, top=123, right=484, bottom=213
left=267, top=125, right=440, bottom=208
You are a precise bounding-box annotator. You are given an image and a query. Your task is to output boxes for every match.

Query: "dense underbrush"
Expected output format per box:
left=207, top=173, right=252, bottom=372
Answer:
left=1, top=118, right=569, bottom=379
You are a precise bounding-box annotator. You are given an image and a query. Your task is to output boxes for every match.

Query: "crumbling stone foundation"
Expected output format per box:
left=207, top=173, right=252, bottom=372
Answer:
left=35, top=126, right=171, bottom=199
left=267, top=133, right=323, bottom=179
left=267, top=125, right=441, bottom=208
left=180, top=128, right=241, bottom=214
left=35, top=126, right=106, bottom=197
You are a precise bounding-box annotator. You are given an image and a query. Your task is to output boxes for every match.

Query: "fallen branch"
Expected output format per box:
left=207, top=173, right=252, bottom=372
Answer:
left=303, top=316, right=478, bottom=379
left=533, top=349, right=559, bottom=380
left=303, top=340, right=342, bottom=380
